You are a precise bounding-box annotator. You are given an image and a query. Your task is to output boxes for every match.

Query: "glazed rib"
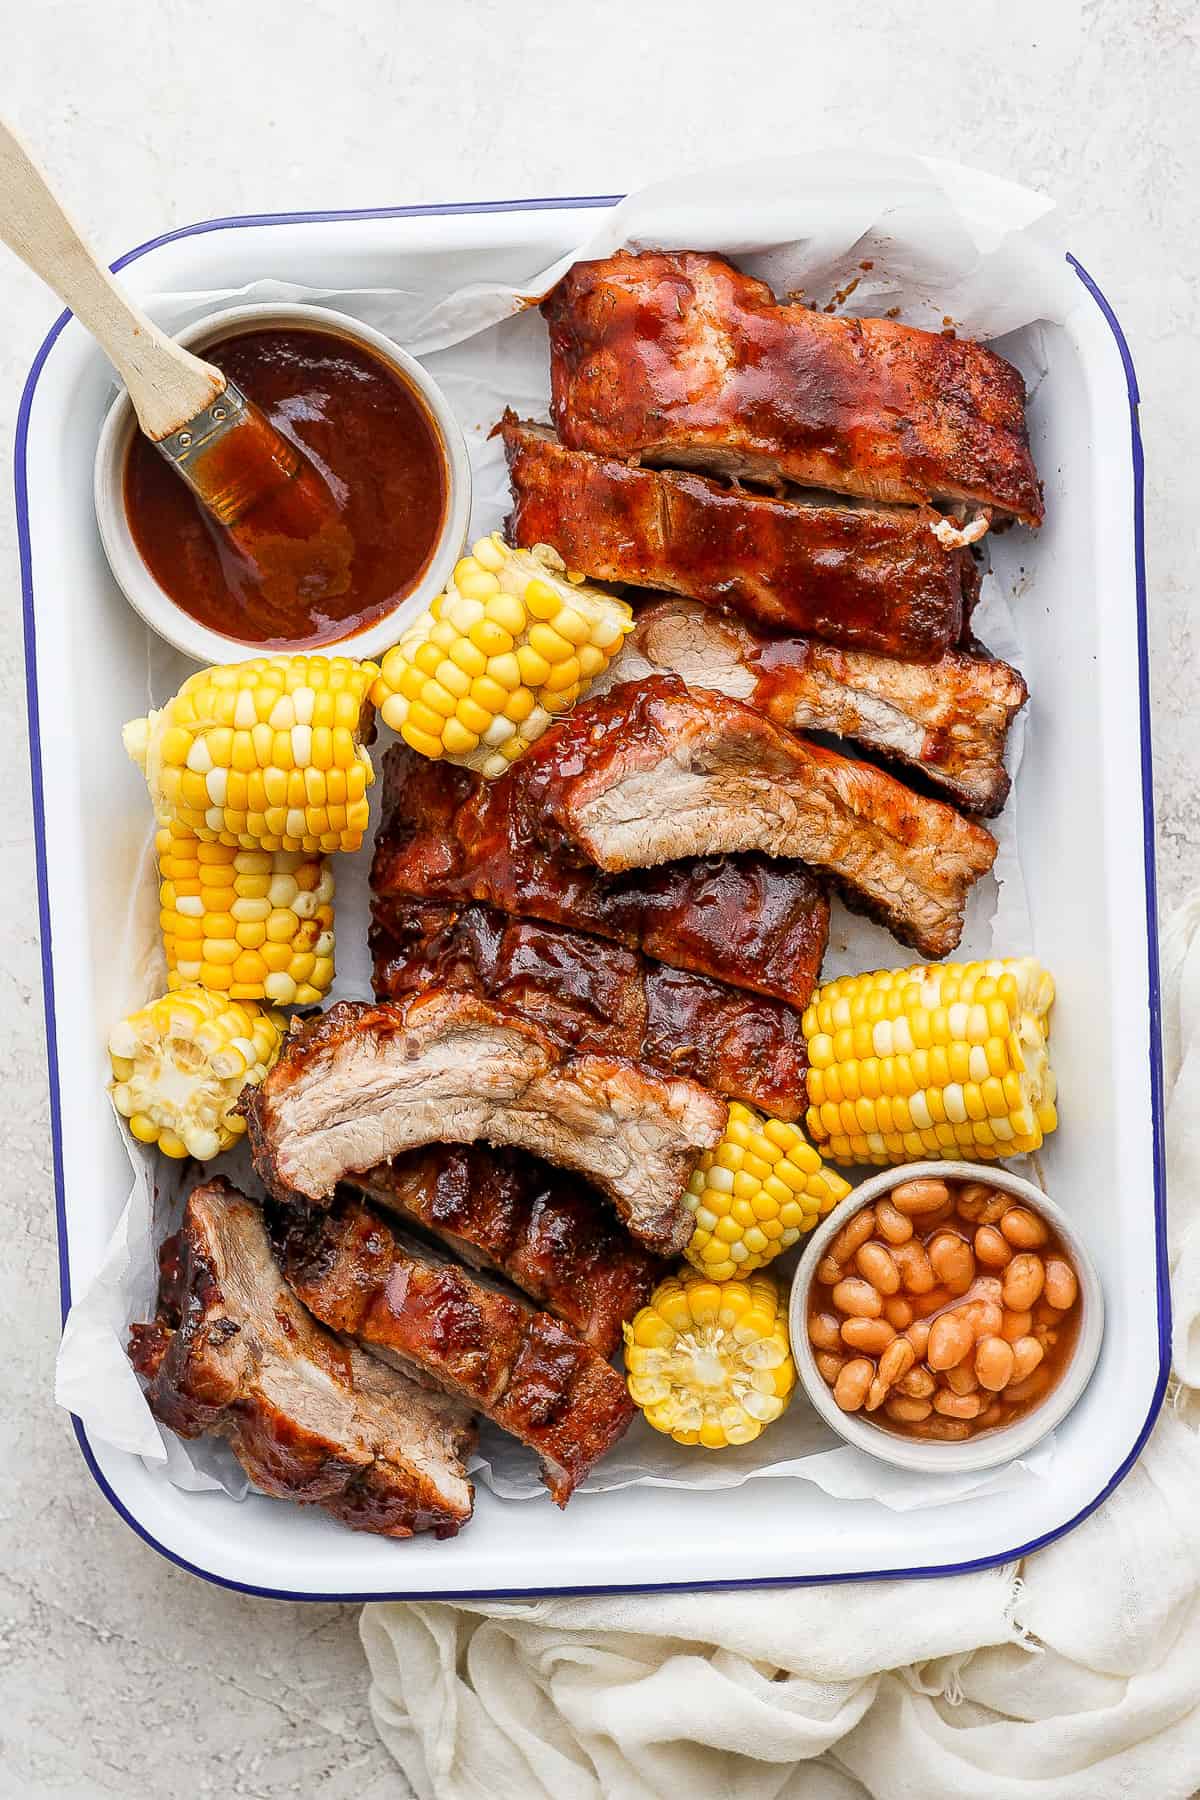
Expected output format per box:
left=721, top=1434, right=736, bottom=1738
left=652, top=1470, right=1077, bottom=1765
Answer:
left=544, top=250, right=1042, bottom=526
left=507, top=677, right=997, bottom=959
left=603, top=598, right=1026, bottom=815
left=371, top=745, right=830, bottom=1009
left=351, top=1145, right=663, bottom=1357
left=243, top=991, right=725, bottom=1256
left=277, top=1198, right=635, bottom=1506
left=372, top=898, right=809, bottom=1119
left=501, top=414, right=973, bottom=660
left=128, top=1180, right=476, bottom=1539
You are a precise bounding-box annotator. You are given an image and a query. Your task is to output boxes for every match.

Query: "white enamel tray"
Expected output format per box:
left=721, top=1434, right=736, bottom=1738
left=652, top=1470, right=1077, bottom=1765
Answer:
left=18, top=197, right=1167, bottom=1598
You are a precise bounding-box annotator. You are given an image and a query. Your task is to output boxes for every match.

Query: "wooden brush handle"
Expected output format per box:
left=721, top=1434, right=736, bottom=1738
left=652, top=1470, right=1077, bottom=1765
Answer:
left=0, top=117, right=224, bottom=439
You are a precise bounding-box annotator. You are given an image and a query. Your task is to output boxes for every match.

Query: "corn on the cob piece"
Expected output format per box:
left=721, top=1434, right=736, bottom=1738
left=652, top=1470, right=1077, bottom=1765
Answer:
left=157, top=819, right=335, bottom=1006
left=684, top=1101, right=851, bottom=1281
left=624, top=1267, right=795, bottom=1448
left=123, top=655, right=378, bottom=855
left=371, top=536, right=634, bottom=778
left=107, top=987, right=283, bottom=1162
left=803, top=957, right=1058, bottom=1165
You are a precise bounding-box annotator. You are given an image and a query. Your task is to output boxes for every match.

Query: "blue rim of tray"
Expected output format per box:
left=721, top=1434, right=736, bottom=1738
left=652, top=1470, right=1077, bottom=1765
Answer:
left=16, top=194, right=1170, bottom=1600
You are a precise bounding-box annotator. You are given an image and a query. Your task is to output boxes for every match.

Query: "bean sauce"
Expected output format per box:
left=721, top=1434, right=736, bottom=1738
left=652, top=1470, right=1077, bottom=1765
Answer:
left=124, top=325, right=447, bottom=650
left=807, top=1178, right=1082, bottom=1442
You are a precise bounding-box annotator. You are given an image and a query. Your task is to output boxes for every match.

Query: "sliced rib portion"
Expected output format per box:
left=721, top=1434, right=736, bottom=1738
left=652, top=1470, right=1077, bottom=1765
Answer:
left=352, top=1145, right=663, bottom=1357
left=501, top=414, right=971, bottom=660
left=544, top=250, right=1042, bottom=525
left=277, top=1199, right=635, bottom=1505
left=128, top=1179, right=475, bottom=1539
left=371, top=745, right=830, bottom=1009
left=605, top=598, right=1026, bottom=816
left=508, top=677, right=997, bottom=959
left=243, top=991, right=725, bottom=1255
left=372, top=897, right=809, bottom=1119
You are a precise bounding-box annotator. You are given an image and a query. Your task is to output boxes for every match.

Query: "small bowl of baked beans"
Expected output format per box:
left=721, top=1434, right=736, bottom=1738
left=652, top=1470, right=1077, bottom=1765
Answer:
left=788, top=1162, right=1104, bottom=1473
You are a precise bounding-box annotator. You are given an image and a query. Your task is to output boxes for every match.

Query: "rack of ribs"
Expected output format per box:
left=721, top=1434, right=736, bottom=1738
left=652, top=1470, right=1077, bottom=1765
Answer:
left=543, top=249, right=1042, bottom=526
left=371, top=744, right=831, bottom=1010
left=599, top=598, right=1026, bottom=816
left=350, top=1145, right=663, bottom=1358
left=242, top=990, right=726, bottom=1256
left=276, top=1197, right=636, bottom=1506
left=128, top=1180, right=477, bottom=1539
left=371, top=897, right=809, bottom=1119
left=501, top=414, right=976, bottom=660
left=506, top=677, right=997, bottom=959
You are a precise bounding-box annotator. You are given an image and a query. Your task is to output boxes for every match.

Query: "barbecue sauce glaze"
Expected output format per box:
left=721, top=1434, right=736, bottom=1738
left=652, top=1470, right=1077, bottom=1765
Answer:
left=124, top=326, right=447, bottom=650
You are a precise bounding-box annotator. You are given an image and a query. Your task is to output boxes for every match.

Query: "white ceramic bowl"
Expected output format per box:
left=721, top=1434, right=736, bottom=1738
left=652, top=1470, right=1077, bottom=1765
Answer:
left=789, top=1161, right=1105, bottom=1475
left=93, top=302, right=472, bottom=666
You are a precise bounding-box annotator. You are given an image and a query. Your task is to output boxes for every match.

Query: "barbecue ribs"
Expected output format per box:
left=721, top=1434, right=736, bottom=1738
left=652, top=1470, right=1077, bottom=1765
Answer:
left=277, top=1198, right=635, bottom=1505
left=371, top=745, right=830, bottom=1009
left=128, top=1180, right=476, bottom=1539
left=501, top=414, right=974, bottom=660
left=506, top=677, right=997, bottom=959
left=351, top=1145, right=662, bottom=1357
left=372, top=898, right=809, bottom=1119
left=603, top=598, right=1026, bottom=816
left=243, top=991, right=725, bottom=1255
left=543, top=250, right=1042, bottom=525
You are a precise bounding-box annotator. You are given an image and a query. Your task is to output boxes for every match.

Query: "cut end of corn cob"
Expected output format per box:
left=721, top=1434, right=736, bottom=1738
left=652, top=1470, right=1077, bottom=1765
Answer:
left=157, top=819, right=335, bottom=1006
left=125, top=655, right=379, bottom=855
left=803, top=957, right=1058, bottom=1166
left=624, top=1267, right=796, bottom=1448
left=372, top=535, right=633, bottom=777
left=684, top=1101, right=851, bottom=1282
left=107, top=987, right=284, bottom=1162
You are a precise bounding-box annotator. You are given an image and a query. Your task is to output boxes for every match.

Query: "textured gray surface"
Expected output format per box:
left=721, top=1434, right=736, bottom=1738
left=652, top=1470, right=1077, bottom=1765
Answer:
left=1, top=2, right=1196, bottom=1794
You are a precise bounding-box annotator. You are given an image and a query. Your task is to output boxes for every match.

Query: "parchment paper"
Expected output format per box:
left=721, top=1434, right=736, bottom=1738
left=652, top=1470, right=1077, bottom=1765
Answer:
left=55, top=151, right=1072, bottom=1513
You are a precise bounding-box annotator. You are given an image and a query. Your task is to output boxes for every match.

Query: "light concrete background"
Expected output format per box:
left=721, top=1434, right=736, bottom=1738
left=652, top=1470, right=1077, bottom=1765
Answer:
left=1, top=2, right=1195, bottom=1793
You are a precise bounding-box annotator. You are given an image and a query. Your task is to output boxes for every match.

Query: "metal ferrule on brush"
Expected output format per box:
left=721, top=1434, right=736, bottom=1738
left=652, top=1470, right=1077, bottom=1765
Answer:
left=154, top=380, right=303, bottom=529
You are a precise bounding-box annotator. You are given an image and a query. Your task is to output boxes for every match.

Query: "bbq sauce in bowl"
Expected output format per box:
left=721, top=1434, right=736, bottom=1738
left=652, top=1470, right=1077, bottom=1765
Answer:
left=123, top=325, right=448, bottom=650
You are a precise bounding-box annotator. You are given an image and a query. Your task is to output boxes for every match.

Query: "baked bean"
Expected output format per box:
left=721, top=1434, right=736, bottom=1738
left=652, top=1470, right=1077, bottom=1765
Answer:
left=1003, top=1369, right=1051, bottom=1406
left=1043, top=1258, right=1078, bottom=1311
left=883, top=1296, right=914, bottom=1330
left=1010, top=1336, right=1045, bottom=1381
left=816, top=1351, right=846, bottom=1384
left=833, top=1357, right=874, bottom=1412
left=920, top=1200, right=957, bottom=1230
left=1000, top=1205, right=1048, bottom=1249
left=912, top=1416, right=972, bottom=1441
left=808, top=1312, right=843, bottom=1352
left=929, top=1231, right=975, bottom=1290
left=866, top=1376, right=890, bottom=1412
left=975, top=1225, right=1013, bottom=1268
left=817, top=1255, right=843, bottom=1286
left=831, top=1277, right=883, bottom=1319
left=910, top=1284, right=953, bottom=1319
left=878, top=1337, right=916, bottom=1388
left=890, top=1178, right=950, bottom=1216
left=875, top=1200, right=913, bottom=1245
left=1035, top=1300, right=1066, bottom=1327
left=1000, top=1308, right=1032, bottom=1343
left=841, top=1316, right=896, bottom=1355
left=977, top=1401, right=1006, bottom=1429
left=975, top=1335, right=1015, bottom=1391
left=897, top=1365, right=936, bottom=1398
left=1002, top=1253, right=1046, bottom=1311
left=928, top=1311, right=974, bottom=1371
left=905, top=1319, right=932, bottom=1359
left=828, top=1208, right=877, bottom=1266
left=885, top=1394, right=933, bottom=1424
left=934, top=1389, right=983, bottom=1419
left=892, top=1241, right=936, bottom=1294
left=944, top=1359, right=980, bottom=1396
left=961, top=1299, right=1004, bottom=1339
left=956, top=1181, right=997, bottom=1221
left=856, top=1241, right=901, bottom=1295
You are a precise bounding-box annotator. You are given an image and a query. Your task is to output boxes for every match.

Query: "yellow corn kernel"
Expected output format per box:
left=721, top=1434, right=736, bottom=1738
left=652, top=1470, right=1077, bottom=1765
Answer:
left=803, top=959, right=1058, bottom=1165
left=624, top=1267, right=795, bottom=1449
left=683, top=1103, right=849, bottom=1280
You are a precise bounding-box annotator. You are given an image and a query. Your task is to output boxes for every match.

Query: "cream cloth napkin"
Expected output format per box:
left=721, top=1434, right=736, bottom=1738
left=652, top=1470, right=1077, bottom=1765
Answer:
left=361, top=898, right=1200, bottom=1800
